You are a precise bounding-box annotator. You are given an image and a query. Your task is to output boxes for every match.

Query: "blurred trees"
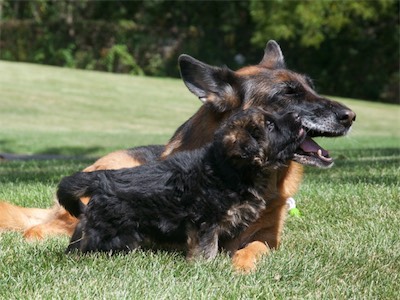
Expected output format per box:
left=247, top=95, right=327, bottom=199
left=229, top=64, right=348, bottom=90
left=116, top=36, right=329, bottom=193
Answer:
left=0, top=0, right=398, bottom=103
left=251, top=0, right=399, bottom=102
left=0, top=1, right=254, bottom=76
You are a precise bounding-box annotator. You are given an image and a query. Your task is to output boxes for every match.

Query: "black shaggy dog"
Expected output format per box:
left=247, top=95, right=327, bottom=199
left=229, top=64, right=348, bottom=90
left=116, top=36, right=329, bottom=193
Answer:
left=57, top=108, right=305, bottom=260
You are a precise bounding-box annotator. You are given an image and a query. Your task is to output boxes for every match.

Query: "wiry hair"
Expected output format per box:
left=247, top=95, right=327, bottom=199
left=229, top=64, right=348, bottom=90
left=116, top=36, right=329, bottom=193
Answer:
left=58, top=108, right=305, bottom=260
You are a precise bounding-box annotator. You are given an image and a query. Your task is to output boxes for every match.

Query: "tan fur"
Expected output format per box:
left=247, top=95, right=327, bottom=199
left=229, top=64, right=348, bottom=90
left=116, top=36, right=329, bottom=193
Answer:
left=0, top=202, right=51, bottom=232
left=231, top=241, right=270, bottom=273
left=236, top=66, right=264, bottom=76
left=0, top=43, right=346, bottom=274
left=221, top=162, right=302, bottom=272
left=23, top=204, right=78, bottom=240
left=0, top=150, right=140, bottom=240
left=83, top=150, right=143, bottom=172
left=0, top=201, right=77, bottom=240
left=0, top=66, right=303, bottom=269
left=163, top=106, right=229, bottom=157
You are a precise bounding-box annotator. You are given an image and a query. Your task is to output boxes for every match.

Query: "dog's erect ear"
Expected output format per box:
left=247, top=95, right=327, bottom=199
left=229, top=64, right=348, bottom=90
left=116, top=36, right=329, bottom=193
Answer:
left=259, top=40, right=285, bottom=69
left=179, top=54, right=241, bottom=112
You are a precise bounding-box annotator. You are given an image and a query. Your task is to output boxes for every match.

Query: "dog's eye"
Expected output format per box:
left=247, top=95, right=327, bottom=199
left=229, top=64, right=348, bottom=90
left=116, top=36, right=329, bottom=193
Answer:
left=285, top=86, right=296, bottom=95
left=284, top=82, right=303, bottom=97
left=266, top=120, right=275, bottom=132
left=285, top=87, right=301, bottom=96
left=248, top=125, right=262, bottom=138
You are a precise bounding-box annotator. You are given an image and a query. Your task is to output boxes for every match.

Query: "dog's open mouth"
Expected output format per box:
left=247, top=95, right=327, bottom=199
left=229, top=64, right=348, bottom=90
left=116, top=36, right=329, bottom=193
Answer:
left=294, top=135, right=333, bottom=168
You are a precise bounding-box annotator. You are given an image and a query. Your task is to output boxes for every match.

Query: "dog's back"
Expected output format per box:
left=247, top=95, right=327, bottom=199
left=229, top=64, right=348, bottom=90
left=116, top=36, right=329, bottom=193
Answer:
left=64, top=109, right=305, bottom=258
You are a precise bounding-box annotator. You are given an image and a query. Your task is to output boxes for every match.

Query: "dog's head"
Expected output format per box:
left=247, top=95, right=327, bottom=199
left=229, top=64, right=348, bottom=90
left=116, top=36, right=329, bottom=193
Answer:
left=165, top=40, right=355, bottom=168
left=215, top=108, right=305, bottom=169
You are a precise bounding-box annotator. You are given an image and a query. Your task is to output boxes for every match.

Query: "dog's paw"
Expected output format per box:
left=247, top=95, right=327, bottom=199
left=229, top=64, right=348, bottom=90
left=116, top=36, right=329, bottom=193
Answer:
left=232, top=241, right=270, bottom=274
left=232, top=249, right=257, bottom=273
left=23, top=226, right=44, bottom=241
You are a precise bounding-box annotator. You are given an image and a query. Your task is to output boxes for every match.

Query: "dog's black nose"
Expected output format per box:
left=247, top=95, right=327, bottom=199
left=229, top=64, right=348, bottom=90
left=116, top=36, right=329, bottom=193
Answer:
left=289, top=112, right=300, bottom=122
left=338, top=110, right=356, bottom=127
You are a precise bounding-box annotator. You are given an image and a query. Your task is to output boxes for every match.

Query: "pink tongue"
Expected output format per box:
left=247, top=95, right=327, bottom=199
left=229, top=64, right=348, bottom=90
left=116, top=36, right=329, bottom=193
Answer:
left=300, top=137, right=329, bottom=157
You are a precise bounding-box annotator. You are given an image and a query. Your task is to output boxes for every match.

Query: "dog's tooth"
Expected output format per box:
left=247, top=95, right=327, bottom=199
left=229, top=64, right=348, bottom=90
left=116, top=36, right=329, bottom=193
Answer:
left=317, top=149, right=322, bottom=157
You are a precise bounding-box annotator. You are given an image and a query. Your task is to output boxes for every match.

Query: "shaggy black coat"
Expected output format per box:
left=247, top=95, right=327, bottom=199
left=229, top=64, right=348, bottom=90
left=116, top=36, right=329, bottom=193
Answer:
left=57, top=108, right=305, bottom=260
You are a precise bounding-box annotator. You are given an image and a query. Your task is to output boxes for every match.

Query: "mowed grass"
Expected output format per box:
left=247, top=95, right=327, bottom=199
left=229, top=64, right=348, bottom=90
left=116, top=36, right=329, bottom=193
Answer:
left=0, top=60, right=198, bottom=156
left=0, top=61, right=399, bottom=299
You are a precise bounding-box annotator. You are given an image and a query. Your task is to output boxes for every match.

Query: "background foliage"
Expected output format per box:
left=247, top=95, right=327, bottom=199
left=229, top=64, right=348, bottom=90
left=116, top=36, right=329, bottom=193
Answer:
left=0, top=0, right=398, bottom=103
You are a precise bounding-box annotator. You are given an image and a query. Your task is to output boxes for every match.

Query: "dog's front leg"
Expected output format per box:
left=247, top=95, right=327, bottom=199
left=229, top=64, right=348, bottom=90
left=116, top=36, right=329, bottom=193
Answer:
left=186, top=223, right=219, bottom=261
left=230, top=201, right=288, bottom=273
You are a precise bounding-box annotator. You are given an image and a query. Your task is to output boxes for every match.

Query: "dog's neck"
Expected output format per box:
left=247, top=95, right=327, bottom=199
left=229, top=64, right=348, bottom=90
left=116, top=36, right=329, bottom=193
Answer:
left=207, top=143, right=274, bottom=190
left=162, top=106, right=229, bottom=158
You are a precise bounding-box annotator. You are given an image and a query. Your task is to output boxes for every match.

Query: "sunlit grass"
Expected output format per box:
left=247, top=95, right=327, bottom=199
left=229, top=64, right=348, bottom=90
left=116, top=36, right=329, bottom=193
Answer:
left=0, top=61, right=399, bottom=299
left=0, top=60, right=200, bottom=156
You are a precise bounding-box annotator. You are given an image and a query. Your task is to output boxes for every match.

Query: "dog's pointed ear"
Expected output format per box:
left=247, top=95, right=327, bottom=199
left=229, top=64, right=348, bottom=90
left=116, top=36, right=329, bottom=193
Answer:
left=259, top=40, right=285, bottom=69
left=179, top=54, right=241, bottom=112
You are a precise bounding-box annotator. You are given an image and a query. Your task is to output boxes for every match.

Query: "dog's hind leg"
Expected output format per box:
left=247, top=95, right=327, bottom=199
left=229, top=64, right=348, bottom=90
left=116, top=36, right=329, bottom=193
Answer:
left=23, top=203, right=78, bottom=240
left=0, top=201, right=52, bottom=233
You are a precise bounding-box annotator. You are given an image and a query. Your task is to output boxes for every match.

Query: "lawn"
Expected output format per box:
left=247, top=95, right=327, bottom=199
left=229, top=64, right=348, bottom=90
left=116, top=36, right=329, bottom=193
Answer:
left=0, top=61, right=399, bottom=299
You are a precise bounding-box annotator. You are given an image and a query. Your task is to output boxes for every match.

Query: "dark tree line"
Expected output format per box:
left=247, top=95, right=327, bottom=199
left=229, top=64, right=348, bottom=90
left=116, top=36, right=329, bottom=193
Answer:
left=0, top=0, right=398, bottom=103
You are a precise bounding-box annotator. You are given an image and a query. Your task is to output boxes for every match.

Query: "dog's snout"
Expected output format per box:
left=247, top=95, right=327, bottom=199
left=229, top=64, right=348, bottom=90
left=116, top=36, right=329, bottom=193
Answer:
left=289, top=112, right=301, bottom=123
left=338, top=110, right=356, bottom=127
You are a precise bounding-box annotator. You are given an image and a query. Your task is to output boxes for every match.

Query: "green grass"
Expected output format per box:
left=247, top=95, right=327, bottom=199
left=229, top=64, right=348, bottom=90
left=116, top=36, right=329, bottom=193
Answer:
left=0, top=60, right=199, bottom=155
left=0, top=61, right=399, bottom=299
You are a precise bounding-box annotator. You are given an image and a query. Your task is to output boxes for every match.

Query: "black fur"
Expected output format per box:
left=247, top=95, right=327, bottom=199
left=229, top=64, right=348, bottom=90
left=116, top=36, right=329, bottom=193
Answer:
left=58, top=108, right=305, bottom=260
left=126, top=145, right=165, bottom=164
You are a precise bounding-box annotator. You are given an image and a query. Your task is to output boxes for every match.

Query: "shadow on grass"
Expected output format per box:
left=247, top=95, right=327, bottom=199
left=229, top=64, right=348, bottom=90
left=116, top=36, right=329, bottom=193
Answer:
left=36, top=146, right=105, bottom=156
left=333, top=147, right=400, bottom=160
left=0, top=144, right=104, bottom=160
left=306, top=147, right=399, bottom=186
left=0, top=158, right=95, bottom=185
left=1, top=147, right=398, bottom=186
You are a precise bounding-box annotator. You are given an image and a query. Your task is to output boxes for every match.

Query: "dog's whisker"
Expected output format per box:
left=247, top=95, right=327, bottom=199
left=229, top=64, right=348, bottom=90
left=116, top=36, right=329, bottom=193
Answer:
left=68, top=236, right=84, bottom=246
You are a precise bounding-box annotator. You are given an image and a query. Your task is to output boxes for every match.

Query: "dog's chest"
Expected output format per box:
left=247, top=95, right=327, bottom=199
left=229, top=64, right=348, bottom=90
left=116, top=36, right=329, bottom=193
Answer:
left=218, top=187, right=266, bottom=236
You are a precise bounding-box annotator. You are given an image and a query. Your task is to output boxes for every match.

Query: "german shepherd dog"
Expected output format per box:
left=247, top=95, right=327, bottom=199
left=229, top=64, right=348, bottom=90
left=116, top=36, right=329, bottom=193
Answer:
left=58, top=109, right=305, bottom=258
left=0, top=40, right=355, bottom=272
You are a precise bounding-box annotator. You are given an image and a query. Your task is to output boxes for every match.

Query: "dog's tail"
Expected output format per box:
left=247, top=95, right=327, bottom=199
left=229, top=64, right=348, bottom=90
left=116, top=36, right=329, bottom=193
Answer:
left=57, top=172, right=100, bottom=218
left=0, top=201, right=52, bottom=232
